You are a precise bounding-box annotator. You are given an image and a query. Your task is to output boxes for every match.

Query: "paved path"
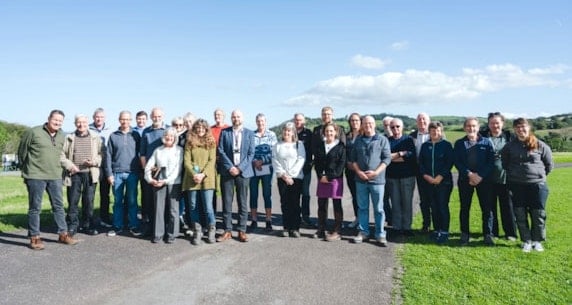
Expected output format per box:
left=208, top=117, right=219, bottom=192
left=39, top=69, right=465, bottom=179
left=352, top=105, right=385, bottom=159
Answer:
left=0, top=175, right=401, bottom=305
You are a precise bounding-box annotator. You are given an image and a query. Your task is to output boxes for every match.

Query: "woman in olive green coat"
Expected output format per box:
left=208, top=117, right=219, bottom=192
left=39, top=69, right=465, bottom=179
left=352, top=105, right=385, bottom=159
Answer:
left=183, top=119, right=217, bottom=244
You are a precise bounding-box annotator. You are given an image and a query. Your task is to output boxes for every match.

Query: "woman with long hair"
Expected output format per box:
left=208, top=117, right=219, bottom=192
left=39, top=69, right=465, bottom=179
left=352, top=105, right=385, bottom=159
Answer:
left=183, top=119, right=217, bottom=245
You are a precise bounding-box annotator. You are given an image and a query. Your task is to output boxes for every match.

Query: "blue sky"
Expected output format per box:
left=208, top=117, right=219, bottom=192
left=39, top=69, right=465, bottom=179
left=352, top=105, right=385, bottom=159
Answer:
left=1, top=0, right=570, bottom=131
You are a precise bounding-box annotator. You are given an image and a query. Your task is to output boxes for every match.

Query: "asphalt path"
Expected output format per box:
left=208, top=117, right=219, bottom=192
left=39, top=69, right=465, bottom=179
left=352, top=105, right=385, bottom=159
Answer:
left=0, top=173, right=402, bottom=305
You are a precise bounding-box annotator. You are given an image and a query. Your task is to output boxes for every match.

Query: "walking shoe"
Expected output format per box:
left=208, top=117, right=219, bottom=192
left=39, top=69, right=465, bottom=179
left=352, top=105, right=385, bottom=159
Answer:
left=506, top=235, right=517, bottom=242
left=192, top=230, right=203, bottom=245
left=265, top=220, right=273, bottom=232
left=87, top=229, right=99, bottom=236
left=207, top=225, right=216, bottom=244
left=99, top=220, right=113, bottom=228
left=216, top=231, right=232, bottom=242
left=347, top=219, right=359, bottom=229
left=403, top=230, right=415, bottom=237
left=376, top=236, right=388, bottom=246
left=280, top=230, right=289, bottom=237
left=107, top=229, right=119, bottom=237
left=532, top=241, right=544, bottom=252
left=312, top=230, right=325, bottom=239
left=459, top=233, right=470, bottom=246
left=166, top=237, right=175, bottom=244
left=290, top=230, right=301, bottom=238
left=58, top=233, right=78, bottom=245
left=29, top=236, right=45, bottom=250
left=484, top=235, right=495, bottom=246
left=151, top=236, right=162, bottom=243
left=437, top=232, right=449, bottom=244
left=430, top=231, right=440, bottom=241
left=522, top=241, right=533, bottom=253
left=238, top=231, right=249, bottom=242
left=301, top=217, right=317, bottom=228
left=421, top=226, right=430, bottom=233
left=353, top=232, right=368, bottom=244
left=129, top=227, right=141, bottom=237
left=325, top=232, right=341, bottom=241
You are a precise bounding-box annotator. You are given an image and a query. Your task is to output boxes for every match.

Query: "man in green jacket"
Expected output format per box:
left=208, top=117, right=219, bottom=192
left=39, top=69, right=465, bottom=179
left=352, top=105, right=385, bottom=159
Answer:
left=18, top=109, right=78, bottom=250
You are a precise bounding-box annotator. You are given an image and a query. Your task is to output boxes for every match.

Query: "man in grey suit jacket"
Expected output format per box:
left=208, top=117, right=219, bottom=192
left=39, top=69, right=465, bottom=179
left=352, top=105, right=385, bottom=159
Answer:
left=216, top=109, right=255, bottom=242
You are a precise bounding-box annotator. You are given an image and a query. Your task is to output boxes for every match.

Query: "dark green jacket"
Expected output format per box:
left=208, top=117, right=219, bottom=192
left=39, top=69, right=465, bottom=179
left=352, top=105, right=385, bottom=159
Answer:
left=18, top=124, right=65, bottom=180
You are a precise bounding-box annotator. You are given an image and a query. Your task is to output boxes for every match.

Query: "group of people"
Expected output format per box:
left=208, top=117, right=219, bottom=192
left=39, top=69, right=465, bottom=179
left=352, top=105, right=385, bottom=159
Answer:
left=18, top=106, right=553, bottom=253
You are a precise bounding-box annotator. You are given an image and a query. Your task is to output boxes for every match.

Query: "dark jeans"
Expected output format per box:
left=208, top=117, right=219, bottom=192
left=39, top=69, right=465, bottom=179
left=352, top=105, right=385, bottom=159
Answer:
left=490, top=183, right=517, bottom=238
left=25, top=179, right=68, bottom=236
left=424, top=181, right=453, bottom=233
left=416, top=175, right=432, bottom=229
left=277, top=178, right=302, bottom=231
left=221, top=175, right=249, bottom=232
left=458, top=179, right=494, bottom=237
left=67, top=172, right=96, bottom=231
left=383, top=183, right=392, bottom=225
left=98, top=175, right=111, bottom=223
left=300, top=170, right=312, bottom=219
left=509, top=182, right=549, bottom=242
left=345, top=169, right=358, bottom=217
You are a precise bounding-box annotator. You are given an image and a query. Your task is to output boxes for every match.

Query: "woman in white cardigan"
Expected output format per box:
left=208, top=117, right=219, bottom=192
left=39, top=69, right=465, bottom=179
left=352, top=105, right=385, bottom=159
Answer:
left=272, top=122, right=306, bottom=238
left=144, top=128, right=184, bottom=243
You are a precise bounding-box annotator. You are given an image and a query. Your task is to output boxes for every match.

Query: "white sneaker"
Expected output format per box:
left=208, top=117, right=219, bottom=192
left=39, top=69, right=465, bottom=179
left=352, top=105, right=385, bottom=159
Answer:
left=348, top=219, right=359, bottom=229
left=522, top=241, right=532, bottom=253
left=532, top=241, right=544, bottom=252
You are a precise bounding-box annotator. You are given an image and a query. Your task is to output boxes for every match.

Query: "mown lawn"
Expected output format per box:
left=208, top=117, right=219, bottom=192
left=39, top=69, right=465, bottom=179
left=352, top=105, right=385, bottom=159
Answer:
left=398, top=167, right=572, bottom=305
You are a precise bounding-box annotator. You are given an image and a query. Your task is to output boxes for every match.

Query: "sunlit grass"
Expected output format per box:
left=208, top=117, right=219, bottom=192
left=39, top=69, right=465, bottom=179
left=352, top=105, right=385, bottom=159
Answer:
left=399, top=167, right=572, bottom=304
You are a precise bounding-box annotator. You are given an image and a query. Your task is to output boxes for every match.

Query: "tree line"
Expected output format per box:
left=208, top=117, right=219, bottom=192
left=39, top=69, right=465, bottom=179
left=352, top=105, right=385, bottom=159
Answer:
left=2, top=113, right=571, bottom=155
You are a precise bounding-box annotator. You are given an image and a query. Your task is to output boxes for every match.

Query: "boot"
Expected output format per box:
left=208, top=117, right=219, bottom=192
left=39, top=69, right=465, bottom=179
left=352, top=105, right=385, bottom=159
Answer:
left=58, top=232, right=78, bottom=245
left=29, top=236, right=45, bottom=250
left=191, top=223, right=202, bottom=245
left=207, top=225, right=216, bottom=244
left=326, top=211, right=343, bottom=241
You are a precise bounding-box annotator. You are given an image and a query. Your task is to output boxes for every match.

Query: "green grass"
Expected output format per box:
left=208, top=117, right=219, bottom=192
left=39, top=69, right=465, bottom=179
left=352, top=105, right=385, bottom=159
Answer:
left=398, top=167, right=572, bottom=305
left=552, top=152, right=572, bottom=164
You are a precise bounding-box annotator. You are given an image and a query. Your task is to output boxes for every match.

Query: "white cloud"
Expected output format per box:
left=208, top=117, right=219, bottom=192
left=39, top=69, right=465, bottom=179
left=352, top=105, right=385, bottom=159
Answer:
left=283, top=63, right=570, bottom=107
left=350, top=54, right=387, bottom=70
left=390, top=40, right=409, bottom=51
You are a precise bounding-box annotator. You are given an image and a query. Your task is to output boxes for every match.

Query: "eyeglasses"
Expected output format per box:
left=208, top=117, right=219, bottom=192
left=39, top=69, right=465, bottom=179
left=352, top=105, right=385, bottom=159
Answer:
left=390, top=125, right=401, bottom=129
left=173, top=123, right=184, bottom=127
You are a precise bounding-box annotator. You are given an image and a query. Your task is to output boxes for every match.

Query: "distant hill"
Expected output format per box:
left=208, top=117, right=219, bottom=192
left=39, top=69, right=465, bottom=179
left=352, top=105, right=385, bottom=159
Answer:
left=270, top=113, right=572, bottom=152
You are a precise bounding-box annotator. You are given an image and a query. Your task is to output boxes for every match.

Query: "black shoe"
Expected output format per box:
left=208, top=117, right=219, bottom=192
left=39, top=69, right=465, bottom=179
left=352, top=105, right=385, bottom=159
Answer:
left=403, top=230, right=415, bottom=237
left=248, top=221, right=258, bottom=232
left=265, top=221, right=273, bottom=232
left=301, top=218, right=317, bottom=228
left=87, top=229, right=99, bottom=236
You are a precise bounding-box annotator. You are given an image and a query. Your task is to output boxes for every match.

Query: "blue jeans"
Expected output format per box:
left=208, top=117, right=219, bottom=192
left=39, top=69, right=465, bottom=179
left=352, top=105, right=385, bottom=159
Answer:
left=188, top=189, right=215, bottom=226
left=25, top=179, right=68, bottom=236
left=112, top=172, right=139, bottom=230
left=66, top=172, right=96, bottom=231
left=387, top=176, right=416, bottom=231
left=249, top=172, right=273, bottom=209
left=356, top=181, right=386, bottom=239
